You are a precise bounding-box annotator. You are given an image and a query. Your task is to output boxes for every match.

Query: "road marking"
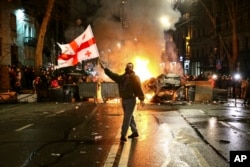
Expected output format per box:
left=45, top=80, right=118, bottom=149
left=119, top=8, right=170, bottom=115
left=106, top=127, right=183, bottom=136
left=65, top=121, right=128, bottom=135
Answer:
left=219, top=121, right=230, bottom=127
left=104, top=129, right=132, bottom=167
left=190, top=146, right=210, bottom=167
left=55, top=110, right=65, bottom=114
left=46, top=110, right=65, bottom=117
left=104, top=144, right=119, bottom=167
left=15, top=124, right=34, bottom=132
left=104, top=131, right=121, bottom=167
left=118, top=139, right=132, bottom=167
left=220, top=121, right=250, bottom=133
left=199, top=109, right=205, bottom=113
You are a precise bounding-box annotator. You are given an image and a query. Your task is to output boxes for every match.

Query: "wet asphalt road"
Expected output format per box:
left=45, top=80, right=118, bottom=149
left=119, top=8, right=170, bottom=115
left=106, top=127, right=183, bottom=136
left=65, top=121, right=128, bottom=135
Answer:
left=0, top=100, right=249, bottom=167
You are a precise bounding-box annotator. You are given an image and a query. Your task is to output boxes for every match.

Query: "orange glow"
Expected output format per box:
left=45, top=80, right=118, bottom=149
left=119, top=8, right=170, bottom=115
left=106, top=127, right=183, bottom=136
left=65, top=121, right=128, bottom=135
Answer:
left=131, top=56, right=160, bottom=101
left=145, top=93, right=154, bottom=101
left=133, top=56, right=158, bottom=82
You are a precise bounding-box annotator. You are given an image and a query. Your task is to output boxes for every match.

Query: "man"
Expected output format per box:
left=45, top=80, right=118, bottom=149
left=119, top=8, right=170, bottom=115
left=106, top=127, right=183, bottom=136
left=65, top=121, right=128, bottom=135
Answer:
left=241, top=77, right=248, bottom=99
left=100, top=62, right=145, bottom=142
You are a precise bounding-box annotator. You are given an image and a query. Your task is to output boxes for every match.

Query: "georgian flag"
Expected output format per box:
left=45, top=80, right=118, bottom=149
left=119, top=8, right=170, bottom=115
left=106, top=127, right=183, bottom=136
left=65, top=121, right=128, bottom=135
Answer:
left=56, top=25, right=99, bottom=69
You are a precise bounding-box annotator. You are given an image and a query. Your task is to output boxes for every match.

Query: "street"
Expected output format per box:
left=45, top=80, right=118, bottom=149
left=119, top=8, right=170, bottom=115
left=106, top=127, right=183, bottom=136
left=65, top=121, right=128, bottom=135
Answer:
left=0, top=100, right=249, bottom=167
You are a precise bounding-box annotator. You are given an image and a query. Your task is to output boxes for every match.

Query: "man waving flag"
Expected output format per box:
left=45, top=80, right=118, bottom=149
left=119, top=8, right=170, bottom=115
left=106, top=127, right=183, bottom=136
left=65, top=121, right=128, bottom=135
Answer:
left=56, top=25, right=99, bottom=69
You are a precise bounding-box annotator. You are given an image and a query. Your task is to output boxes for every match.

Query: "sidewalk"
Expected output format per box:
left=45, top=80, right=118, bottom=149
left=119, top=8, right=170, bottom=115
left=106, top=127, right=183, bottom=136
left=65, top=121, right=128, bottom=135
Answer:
left=17, top=93, right=37, bottom=103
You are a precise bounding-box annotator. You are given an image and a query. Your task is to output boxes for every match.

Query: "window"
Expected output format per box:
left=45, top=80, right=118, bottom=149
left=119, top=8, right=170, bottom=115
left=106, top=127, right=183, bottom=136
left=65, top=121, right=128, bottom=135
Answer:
left=24, top=24, right=27, bottom=36
left=29, top=26, right=32, bottom=37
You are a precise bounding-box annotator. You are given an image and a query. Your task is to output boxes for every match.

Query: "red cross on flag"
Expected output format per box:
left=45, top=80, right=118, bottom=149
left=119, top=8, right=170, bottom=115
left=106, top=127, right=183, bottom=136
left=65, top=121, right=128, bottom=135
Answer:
left=56, top=25, right=99, bottom=69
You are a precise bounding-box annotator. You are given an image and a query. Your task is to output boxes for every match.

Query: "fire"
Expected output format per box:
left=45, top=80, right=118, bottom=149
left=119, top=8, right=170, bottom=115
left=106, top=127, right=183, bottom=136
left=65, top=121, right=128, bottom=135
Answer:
left=132, top=56, right=159, bottom=102
left=133, top=57, right=157, bottom=82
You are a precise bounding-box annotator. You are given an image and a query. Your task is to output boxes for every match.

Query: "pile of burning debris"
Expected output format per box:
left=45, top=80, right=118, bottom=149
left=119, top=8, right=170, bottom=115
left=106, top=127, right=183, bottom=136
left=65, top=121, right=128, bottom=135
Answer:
left=142, top=73, right=184, bottom=103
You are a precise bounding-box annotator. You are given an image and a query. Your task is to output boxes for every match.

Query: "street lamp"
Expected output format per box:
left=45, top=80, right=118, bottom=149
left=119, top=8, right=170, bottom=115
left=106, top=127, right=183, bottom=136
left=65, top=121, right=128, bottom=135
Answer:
left=234, top=73, right=241, bottom=107
left=160, top=16, right=171, bottom=29
left=212, top=74, right=218, bottom=80
left=234, top=73, right=241, bottom=80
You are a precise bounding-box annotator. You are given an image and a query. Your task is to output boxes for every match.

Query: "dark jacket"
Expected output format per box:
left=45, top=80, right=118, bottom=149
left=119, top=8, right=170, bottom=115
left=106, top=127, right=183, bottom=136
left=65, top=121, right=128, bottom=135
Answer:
left=104, top=68, right=145, bottom=101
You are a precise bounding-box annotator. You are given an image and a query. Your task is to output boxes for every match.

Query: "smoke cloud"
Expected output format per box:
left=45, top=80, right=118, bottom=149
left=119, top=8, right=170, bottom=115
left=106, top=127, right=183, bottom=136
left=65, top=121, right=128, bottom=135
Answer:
left=93, top=0, right=181, bottom=75
left=67, top=0, right=182, bottom=79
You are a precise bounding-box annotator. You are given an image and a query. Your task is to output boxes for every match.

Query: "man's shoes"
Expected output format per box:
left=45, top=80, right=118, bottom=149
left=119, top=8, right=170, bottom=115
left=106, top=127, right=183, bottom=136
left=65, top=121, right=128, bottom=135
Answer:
left=120, top=135, right=127, bottom=142
left=128, top=132, right=139, bottom=138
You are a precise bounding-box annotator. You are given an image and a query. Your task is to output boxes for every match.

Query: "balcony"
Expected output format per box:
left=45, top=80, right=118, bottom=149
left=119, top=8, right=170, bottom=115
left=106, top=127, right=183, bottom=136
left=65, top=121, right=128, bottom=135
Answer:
left=23, top=37, right=37, bottom=46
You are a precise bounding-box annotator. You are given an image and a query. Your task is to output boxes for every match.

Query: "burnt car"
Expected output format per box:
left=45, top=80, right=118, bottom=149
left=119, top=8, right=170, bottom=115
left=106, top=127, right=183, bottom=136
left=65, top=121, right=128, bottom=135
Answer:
left=155, top=73, right=181, bottom=93
left=143, top=73, right=182, bottom=103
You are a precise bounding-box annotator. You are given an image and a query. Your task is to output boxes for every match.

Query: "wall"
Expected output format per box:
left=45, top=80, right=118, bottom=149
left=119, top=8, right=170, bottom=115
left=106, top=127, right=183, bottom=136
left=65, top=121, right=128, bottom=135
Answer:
left=0, top=9, right=12, bottom=65
left=0, top=6, right=37, bottom=66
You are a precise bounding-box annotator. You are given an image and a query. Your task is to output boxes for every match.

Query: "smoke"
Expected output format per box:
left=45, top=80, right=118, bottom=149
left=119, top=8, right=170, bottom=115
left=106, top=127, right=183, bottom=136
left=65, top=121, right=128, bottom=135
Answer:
left=92, top=0, right=181, bottom=75
left=66, top=0, right=182, bottom=79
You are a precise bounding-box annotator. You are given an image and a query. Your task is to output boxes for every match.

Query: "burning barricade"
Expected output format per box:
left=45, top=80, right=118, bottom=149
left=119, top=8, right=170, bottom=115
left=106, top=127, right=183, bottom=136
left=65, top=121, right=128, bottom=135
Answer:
left=142, top=73, right=183, bottom=103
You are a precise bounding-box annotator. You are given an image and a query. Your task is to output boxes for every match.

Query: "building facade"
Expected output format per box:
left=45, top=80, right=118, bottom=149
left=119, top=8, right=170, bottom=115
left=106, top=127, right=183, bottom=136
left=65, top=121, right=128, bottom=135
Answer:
left=0, top=1, right=38, bottom=67
left=0, top=1, right=39, bottom=90
left=174, top=0, right=250, bottom=79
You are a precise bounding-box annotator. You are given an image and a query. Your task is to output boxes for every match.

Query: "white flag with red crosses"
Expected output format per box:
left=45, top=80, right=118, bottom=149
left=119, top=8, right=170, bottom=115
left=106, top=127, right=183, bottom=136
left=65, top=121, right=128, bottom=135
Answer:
left=56, top=25, right=99, bottom=69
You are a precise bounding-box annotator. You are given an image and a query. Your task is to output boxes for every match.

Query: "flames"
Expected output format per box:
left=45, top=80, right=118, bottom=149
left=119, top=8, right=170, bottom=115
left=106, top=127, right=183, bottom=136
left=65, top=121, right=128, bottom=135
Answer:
left=132, top=56, right=159, bottom=82
left=99, top=55, right=162, bottom=102
left=132, top=56, right=160, bottom=101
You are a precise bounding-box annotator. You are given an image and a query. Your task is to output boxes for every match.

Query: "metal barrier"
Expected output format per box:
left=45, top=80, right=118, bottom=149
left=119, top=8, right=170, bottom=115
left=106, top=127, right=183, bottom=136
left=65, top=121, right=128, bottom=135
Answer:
left=213, top=88, right=228, bottom=102
left=78, top=82, right=97, bottom=102
left=101, top=82, right=119, bottom=103
left=185, top=81, right=213, bottom=102
left=63, top=84, right=80, bottom=102
left=35, top=84, right=50, bottom=102
left=49, top=87, right=64, bottom=102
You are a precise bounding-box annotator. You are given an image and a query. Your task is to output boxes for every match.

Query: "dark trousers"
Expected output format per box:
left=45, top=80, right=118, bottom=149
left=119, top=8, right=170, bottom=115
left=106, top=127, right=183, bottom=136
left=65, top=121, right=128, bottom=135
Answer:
left=121, top=98, right=138, bottom=136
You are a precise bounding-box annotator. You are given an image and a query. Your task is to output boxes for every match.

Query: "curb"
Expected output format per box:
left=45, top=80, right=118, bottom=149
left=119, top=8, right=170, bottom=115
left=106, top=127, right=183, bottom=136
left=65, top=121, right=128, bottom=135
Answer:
left=18, top=94, right=37, bottom=103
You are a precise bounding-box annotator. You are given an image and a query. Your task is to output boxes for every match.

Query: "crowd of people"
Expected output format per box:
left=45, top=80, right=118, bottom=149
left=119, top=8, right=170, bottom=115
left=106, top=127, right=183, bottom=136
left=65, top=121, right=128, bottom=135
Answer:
left=183, top=73, right=249, bottom=101
left=9, top=65, right=36, bottom=93
left=8, top=65, right=96, bottom=94
left=7, top=65, right=249, bottom=103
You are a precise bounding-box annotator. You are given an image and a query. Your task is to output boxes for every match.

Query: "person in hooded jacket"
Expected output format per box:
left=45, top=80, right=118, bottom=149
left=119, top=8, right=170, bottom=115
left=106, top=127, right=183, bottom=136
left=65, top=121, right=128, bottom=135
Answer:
left=100, top=62, right=145, bottom=142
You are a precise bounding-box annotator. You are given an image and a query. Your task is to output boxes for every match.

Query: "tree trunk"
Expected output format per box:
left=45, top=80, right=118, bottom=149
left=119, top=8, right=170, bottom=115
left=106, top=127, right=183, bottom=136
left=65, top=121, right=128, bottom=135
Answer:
left=230, top=18, right=238, bottom=73
left=225, top=0, right=238, bottom=73
left=35, top=0, right=55, bottom=74
left=199, top=0, right=239, bottom=74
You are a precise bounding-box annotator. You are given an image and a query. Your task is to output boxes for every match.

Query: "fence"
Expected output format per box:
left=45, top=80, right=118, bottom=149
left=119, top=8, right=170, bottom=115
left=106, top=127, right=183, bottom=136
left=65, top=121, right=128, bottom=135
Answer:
left=78, top=82, right=98, bottom=102
left=100, top=82, right=119, bottom=103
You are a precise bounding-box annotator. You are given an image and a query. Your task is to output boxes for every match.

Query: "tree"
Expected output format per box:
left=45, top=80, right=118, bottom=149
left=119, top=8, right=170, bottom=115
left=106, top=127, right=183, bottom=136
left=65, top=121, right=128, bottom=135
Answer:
left=35, top=0, right=55, bottom=74
left=198, top=0, right=239, bottom=73
left=225, top=0, right=238, bottom=73
left=23, top=0, right=102, bottom=74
